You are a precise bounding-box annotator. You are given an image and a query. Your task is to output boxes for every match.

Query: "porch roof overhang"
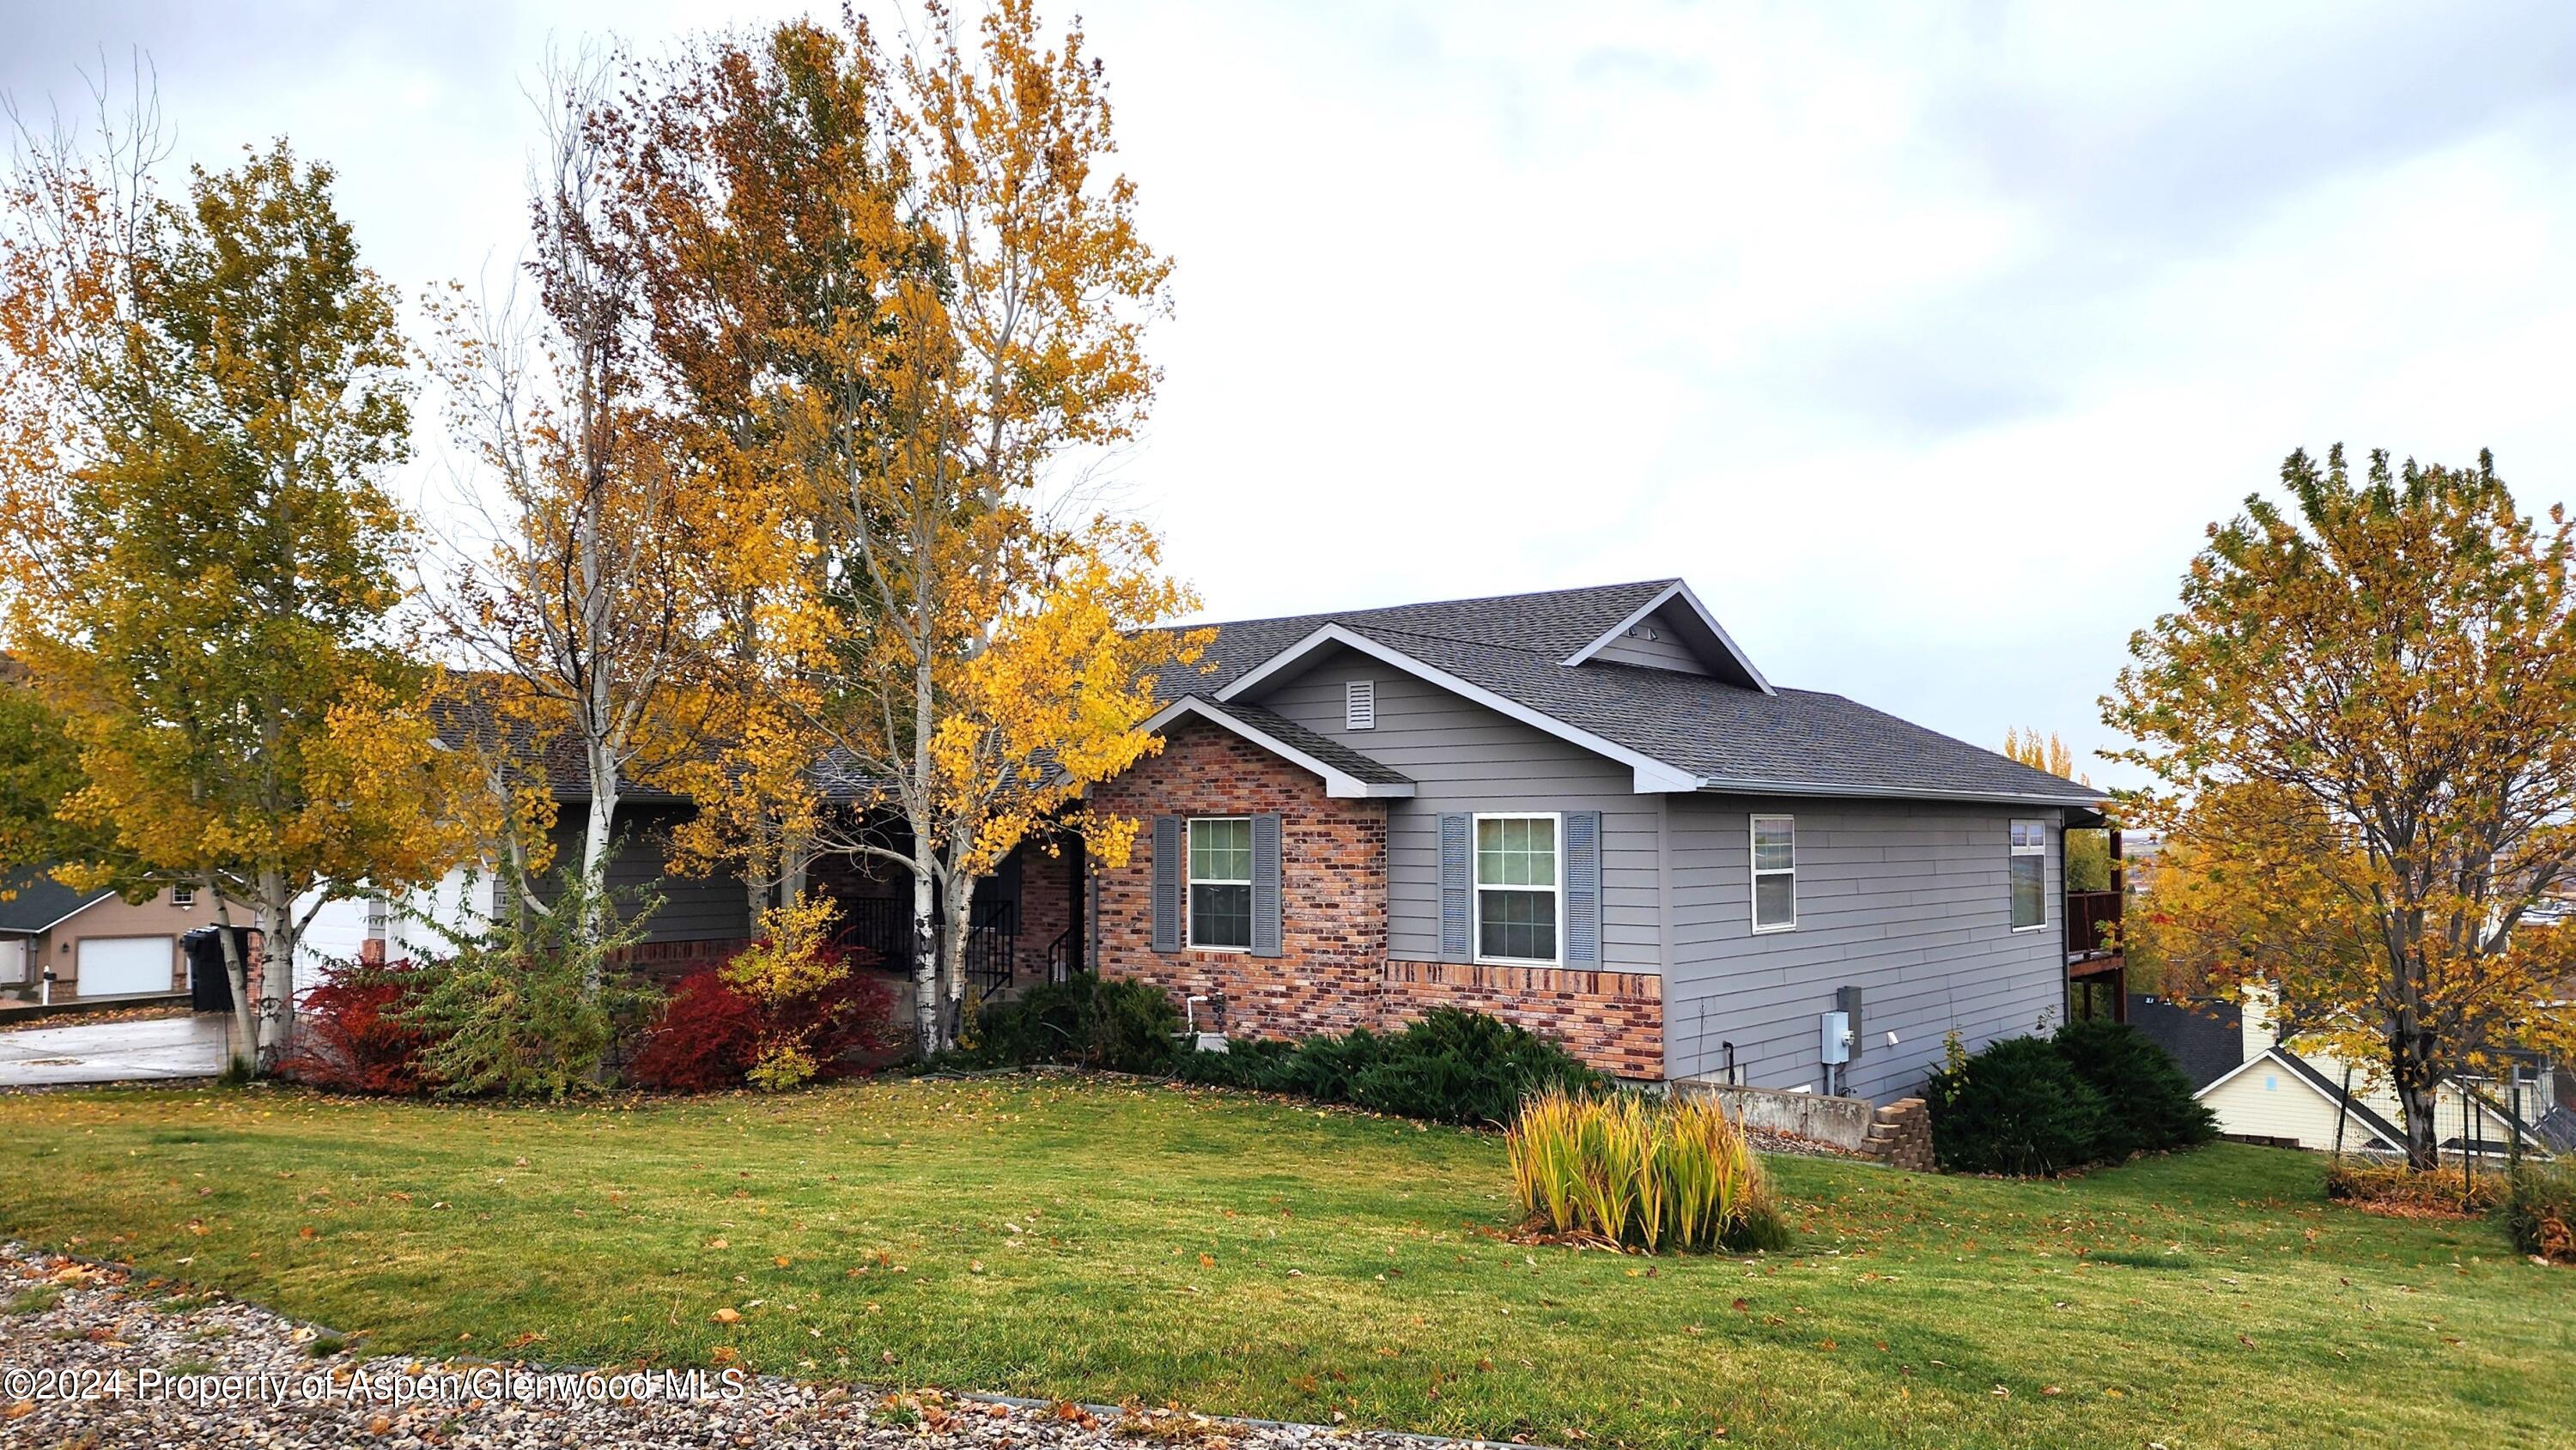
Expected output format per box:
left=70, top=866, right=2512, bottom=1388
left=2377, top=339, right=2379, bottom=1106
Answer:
left=1139, top=695, right=1417, bottom=799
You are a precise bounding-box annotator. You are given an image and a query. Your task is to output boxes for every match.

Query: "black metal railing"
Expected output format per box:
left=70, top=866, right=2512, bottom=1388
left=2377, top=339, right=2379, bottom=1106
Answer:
left=1042, top=927, right=1075, bottom=985
left=965, top=901, right=1018, bottom=1002
left=833, top=894, right=1023, bottom=1003
left=831, top=897, right=915, bottom=971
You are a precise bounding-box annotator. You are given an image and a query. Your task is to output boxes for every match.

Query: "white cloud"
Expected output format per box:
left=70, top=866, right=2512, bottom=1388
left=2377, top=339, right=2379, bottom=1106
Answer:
left=7, top=0, right=2573, bottom=786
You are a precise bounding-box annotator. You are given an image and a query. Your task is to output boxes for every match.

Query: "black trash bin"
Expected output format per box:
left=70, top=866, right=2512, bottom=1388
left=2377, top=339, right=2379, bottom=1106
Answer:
left=182, top=926, right=248, bottom=1013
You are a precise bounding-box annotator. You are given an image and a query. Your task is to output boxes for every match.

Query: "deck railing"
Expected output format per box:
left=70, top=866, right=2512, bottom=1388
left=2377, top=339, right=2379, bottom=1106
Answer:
left=2066, top=889, right=2121, bottom=959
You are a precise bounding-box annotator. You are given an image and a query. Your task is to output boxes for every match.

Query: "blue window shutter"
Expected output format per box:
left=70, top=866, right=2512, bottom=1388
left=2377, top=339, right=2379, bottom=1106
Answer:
left=1251, top=813, right=1284, bottom=957
left=1439, top=813, right=1472, bottom=962
left=1564, top=810, right=1601, bottom=968
left=1151, top=816, right=1182, bottom=954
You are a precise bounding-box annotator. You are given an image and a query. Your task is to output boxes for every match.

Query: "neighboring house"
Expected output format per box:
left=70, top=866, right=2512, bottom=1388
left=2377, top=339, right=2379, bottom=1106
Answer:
left=2134, top=990, right=2559, bottom=1156
left=1061, top=578, right=2111, bottom=1090
left=0, top=867, right=200, bottom=1003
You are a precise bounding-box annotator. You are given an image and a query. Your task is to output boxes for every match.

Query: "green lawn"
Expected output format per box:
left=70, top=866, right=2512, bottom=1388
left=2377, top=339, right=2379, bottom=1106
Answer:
left=2, top=1077, right=2567, bottom=1448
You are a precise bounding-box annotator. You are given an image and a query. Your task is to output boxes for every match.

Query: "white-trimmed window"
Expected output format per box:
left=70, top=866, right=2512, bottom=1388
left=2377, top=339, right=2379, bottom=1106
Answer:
left=2010, top=820, right=2047, bottom=930
left=1474, top=813, right=1559, bottom=963
left=171, top=886, right=196, bottom=908
left=1751, top=815, right=1795, bottom=932
left=1187, top=816, right=1253, bottom=950
left=1345, top=678, right=1376, bottom=731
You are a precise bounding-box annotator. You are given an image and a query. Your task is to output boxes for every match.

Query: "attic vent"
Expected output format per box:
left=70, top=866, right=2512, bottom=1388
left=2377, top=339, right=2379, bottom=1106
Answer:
left=1345, top=678, right=1376, bottom=731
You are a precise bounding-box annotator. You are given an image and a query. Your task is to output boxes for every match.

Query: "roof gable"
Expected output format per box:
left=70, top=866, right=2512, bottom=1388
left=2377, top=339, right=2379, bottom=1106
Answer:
left=1560, top=580, right=1771, bottom=692
left=1137, top=696, right=1416, bottom=798
left=2198, top=1046, right=2406, bottom=1150
left=1159, top=579, right=2108, bottom=806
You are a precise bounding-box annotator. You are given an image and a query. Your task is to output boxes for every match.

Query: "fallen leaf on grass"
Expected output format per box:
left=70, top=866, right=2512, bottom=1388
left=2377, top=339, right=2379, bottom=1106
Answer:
left=711, top=1307, right=742, bottom=1325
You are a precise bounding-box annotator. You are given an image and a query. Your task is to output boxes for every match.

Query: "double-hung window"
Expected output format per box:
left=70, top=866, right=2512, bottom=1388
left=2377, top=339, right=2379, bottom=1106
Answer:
left=1751, top=815, right=1796, bottom=932
left=1474, top=813, right=1559, bottom=963
left=1187, top=816, right=1254, bottom=949
left=2009, top=820, right=2047, bottom=930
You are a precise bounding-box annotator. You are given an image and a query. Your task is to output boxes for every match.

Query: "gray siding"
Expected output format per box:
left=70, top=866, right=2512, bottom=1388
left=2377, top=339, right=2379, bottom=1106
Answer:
left=1248, top=647, right=1663, bottom=970
left=546, top=803, right=753, bottom=943
left=1664, top=794, right=2066, bottom=1097
left=1584, top=605, right=1711, bottom=675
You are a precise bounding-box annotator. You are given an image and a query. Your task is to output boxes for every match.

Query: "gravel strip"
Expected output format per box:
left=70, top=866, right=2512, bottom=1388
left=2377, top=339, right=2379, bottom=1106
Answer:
left=1, top=1242, right=1547, bottom=1450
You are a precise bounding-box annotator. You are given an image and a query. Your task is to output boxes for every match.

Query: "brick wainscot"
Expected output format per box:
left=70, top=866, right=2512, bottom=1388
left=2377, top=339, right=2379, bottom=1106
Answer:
left=1091, top=719, right=1663, bottom=1078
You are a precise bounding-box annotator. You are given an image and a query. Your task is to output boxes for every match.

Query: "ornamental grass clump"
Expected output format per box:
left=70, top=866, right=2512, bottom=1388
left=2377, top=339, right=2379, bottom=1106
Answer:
left=1507, top=1089, right=1789, bottom=1253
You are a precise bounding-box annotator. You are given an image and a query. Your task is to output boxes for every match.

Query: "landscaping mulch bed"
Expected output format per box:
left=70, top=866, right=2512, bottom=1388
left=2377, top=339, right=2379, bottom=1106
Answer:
left=0, top=1242, right=1543, bottom=1450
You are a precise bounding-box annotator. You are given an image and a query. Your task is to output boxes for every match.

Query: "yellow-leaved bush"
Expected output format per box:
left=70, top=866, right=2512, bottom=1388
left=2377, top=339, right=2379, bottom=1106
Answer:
left=1507, top=1090, right=1789, bottom=1255
left=721, top=895, right=842, bottom=1090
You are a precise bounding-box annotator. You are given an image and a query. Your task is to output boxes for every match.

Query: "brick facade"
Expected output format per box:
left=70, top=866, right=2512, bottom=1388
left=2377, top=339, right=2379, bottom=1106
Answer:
left=1014, top=843, right=1080, bottom=982
left=1088, top=719, right=1666, bottom=1078
left=1382, top=960, right=1663, bottom=1080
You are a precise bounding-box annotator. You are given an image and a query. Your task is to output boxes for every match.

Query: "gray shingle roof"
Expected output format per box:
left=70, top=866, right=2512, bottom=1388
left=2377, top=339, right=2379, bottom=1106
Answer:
left=0, top=867, right=109, bottom=933
left=2129, top=995, right=2246, bottom=1092
left=1162, top=580, right=2105, bottom=806
left=1212, top=701, right=1413, bottom=787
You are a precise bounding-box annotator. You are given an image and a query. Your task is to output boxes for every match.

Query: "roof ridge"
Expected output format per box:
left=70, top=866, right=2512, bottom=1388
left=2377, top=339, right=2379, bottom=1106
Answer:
left=1175, top=578, right=1680, bottom=636
left=1351, top=620, right=1564, bottom=658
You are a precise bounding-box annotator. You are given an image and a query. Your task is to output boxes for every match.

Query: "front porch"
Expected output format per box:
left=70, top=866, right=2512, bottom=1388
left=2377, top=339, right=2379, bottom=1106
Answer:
left=812, top=835, right=1088, bottom=1008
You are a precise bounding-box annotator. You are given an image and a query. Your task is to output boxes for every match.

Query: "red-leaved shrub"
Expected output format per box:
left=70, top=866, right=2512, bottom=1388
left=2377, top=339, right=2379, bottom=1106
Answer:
left=281, top=958, right=436, bottom=1095
left=625, top=968, right=762, bottom=1090
left=626, top=947, right=898, bottom=1092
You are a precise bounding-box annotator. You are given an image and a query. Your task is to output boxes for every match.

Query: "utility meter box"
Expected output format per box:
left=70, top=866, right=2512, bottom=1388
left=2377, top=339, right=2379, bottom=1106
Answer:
left=1836, top=985, right=1864, bottom=1058
left=1820, top=1010, right=1851, bottom=1065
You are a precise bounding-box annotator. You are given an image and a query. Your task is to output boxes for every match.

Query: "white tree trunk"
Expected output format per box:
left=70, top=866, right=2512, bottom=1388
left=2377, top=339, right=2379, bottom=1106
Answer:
left=209, top=888, right=259, bottom=1077
left=911, top=860, right=939, bottom=1056
left=252, top=873, right=295, bottom=1070
left=580, top=746, right=619, bottom=994
left=944, top=867, right=977, bottom=1034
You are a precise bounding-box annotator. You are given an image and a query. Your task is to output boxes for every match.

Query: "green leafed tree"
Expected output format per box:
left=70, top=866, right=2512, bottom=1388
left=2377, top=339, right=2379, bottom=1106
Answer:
left=0, top=124, right=488, bottom=1071
left=2108, top=446, right=2576, bottom=1169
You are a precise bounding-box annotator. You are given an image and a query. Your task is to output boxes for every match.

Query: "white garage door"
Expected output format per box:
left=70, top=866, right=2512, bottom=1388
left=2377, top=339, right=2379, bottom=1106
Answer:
left=77, top=937, right=173, bottom=997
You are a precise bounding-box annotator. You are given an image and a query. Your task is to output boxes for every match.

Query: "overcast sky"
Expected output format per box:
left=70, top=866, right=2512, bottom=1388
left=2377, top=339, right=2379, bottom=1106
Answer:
left=8, top=1, right=2575, bottom=787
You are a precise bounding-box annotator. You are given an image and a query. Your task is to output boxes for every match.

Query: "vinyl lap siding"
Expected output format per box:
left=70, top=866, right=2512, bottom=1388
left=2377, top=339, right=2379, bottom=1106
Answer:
left=1583, top=607, right=1710, bottom=675
left=2200, top=1065, right=2354, bottom=1150
left=1247, top=648, right=1662, bottom=972
left=1664, top=796, right=2065, bottom=1099
left=547, top=804, right=752, bottom=943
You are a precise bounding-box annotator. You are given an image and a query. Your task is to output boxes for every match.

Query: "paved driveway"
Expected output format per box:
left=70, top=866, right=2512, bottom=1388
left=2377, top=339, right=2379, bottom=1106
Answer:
left=0, top=1014, right=233, bottom=1086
